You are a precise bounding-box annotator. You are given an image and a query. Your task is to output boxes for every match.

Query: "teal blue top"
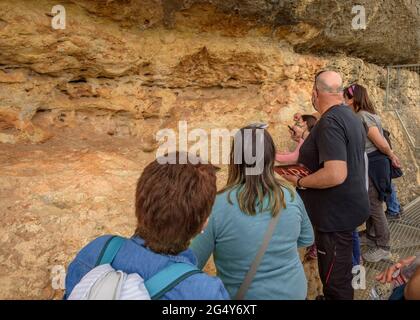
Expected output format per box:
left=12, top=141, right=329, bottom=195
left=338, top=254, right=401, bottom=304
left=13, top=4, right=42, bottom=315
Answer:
left=190, top=186, right=314, bottom=300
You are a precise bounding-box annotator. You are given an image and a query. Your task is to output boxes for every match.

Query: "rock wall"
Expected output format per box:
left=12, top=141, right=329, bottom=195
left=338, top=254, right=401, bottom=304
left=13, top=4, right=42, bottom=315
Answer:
left=0, top=0, right=418, bottom=299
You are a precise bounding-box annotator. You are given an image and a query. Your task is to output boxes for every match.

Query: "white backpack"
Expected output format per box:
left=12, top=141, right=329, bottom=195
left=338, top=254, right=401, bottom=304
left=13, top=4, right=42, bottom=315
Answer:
left=68, top=263, right=150, bottom=300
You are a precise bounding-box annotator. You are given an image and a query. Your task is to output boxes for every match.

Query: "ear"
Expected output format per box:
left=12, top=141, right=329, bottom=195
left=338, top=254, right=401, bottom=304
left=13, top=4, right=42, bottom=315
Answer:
left=313, top=87, right=318, bottom=99
left=311, top=89, right=317, bottom=104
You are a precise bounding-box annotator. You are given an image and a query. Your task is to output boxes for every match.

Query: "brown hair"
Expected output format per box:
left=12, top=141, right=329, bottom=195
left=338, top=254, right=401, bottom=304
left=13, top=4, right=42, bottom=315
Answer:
left=134, top=152, right=217, bottom=255
left=344, top=84, right=376, bottom=114
left=301, top=114, right=317, bottom=132
left=219, top=125, right=294, bottom=216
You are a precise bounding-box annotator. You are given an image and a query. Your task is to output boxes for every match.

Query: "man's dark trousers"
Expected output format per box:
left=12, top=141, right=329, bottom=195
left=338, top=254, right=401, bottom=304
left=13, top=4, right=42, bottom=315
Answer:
left=315, top=229, right=354, bottom=300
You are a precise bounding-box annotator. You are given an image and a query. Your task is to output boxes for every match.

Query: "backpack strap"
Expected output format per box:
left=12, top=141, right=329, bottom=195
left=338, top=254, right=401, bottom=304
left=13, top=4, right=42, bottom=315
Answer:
left=145, top=263, right=202, bottom=300
left=95, top=236, right=126, bottom=266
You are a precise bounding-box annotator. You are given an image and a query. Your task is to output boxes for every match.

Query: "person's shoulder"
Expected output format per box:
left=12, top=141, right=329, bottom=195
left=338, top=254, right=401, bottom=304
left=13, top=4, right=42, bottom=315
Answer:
left=180, top=272, right=230, bottom=300
left=358, top=110, right=369, bottom=116
left=209, top=190, right=236, bottom=226
left=84, top=235, right=115, bottom=251
left=358, top=110, right=380, bottom=124
left=74, top=235, right=115, bottom=266
left=214, top=188, right=237, bottom=209
left=278, top=186, right=305, bottom=215
left=320, top=105, right=355, bottom=126
left=358, top=110, right=376, bottom=119
left=281, top=187, right=304, bottom=210
left=280, top=186, right=295, bottom=203
left=317, top=113, right=339, bottom=129
left=215, top=189, right=230, bottom=200
left=64, top=235, right=116, bottom=298
left=328, top=104, right=353, bottom=118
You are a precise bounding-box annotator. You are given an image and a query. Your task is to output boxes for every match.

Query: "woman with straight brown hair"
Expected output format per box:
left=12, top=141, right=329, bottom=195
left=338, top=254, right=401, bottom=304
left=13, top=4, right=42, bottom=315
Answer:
left=190, top=124, right=314, bottom=300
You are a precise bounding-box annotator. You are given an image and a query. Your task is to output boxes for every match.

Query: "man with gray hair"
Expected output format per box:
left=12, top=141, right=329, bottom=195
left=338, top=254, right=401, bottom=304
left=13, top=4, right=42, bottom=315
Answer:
left=283, top=70, right=369, bottom=300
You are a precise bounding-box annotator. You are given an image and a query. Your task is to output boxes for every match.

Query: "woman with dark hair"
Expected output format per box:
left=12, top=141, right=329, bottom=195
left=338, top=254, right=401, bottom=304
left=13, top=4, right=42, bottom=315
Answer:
left=190, top=124, right=314, bottom=299
left=276, top=114, right=319, bottom=261
left=344, top=84, right=402, bottom=263
left=275, top=114, right=318, bottom=164
left=64, top=152, right=229, bottom=300
left=301, top=114, right=318, bottom=131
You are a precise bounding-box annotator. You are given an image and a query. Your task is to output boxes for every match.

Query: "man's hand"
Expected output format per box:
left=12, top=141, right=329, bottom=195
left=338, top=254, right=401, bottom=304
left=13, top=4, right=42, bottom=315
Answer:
left=293, top=113, right=303, bottom=124
left=376, top=256, right=416, bottom=283
left=390, top=154, right=402, bottom=168
left=290, top=125, right=304, bottom=142
left=282, top=174, right=298, bottom=186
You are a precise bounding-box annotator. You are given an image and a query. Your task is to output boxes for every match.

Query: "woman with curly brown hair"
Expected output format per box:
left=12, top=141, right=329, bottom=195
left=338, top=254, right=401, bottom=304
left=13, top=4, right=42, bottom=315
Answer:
left=65, top=152, right=229, bottom=300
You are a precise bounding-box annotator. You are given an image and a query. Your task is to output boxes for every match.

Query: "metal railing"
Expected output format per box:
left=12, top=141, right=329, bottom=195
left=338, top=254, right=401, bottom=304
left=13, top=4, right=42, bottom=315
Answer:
left=385, top=64, right=420, bottom=151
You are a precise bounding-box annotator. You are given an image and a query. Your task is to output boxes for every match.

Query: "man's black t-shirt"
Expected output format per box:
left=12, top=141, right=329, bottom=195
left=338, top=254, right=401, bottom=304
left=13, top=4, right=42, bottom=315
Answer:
left=298, top=104, right=369, bottom=232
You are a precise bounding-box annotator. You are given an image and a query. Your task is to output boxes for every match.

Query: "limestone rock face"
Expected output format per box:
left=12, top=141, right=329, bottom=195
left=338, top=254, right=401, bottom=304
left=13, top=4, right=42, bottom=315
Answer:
left=210, top=0, right=420, bottom=65
left=0, top=0, right=418, bottom=299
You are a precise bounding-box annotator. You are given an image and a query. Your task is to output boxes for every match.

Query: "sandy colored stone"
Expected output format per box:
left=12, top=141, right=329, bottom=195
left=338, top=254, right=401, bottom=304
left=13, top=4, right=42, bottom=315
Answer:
left=0, top=0, right=418, bottom=299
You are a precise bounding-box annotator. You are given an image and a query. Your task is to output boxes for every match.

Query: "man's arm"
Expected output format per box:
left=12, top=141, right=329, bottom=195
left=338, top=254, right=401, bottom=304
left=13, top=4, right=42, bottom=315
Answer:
left=367, top=127, right=401, bottom=168
left=283, top=116, right=349, bottom=189
left=298, top=160, right=347, bottom=189
left=300, top=117, right=348, bottom=189
left=283, top=160, right=347, bottom=189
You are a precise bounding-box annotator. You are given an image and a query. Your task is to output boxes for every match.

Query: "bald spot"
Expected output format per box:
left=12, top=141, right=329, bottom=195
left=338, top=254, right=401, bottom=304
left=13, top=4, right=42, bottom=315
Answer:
left=316, top=71, right=343, bottom=94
